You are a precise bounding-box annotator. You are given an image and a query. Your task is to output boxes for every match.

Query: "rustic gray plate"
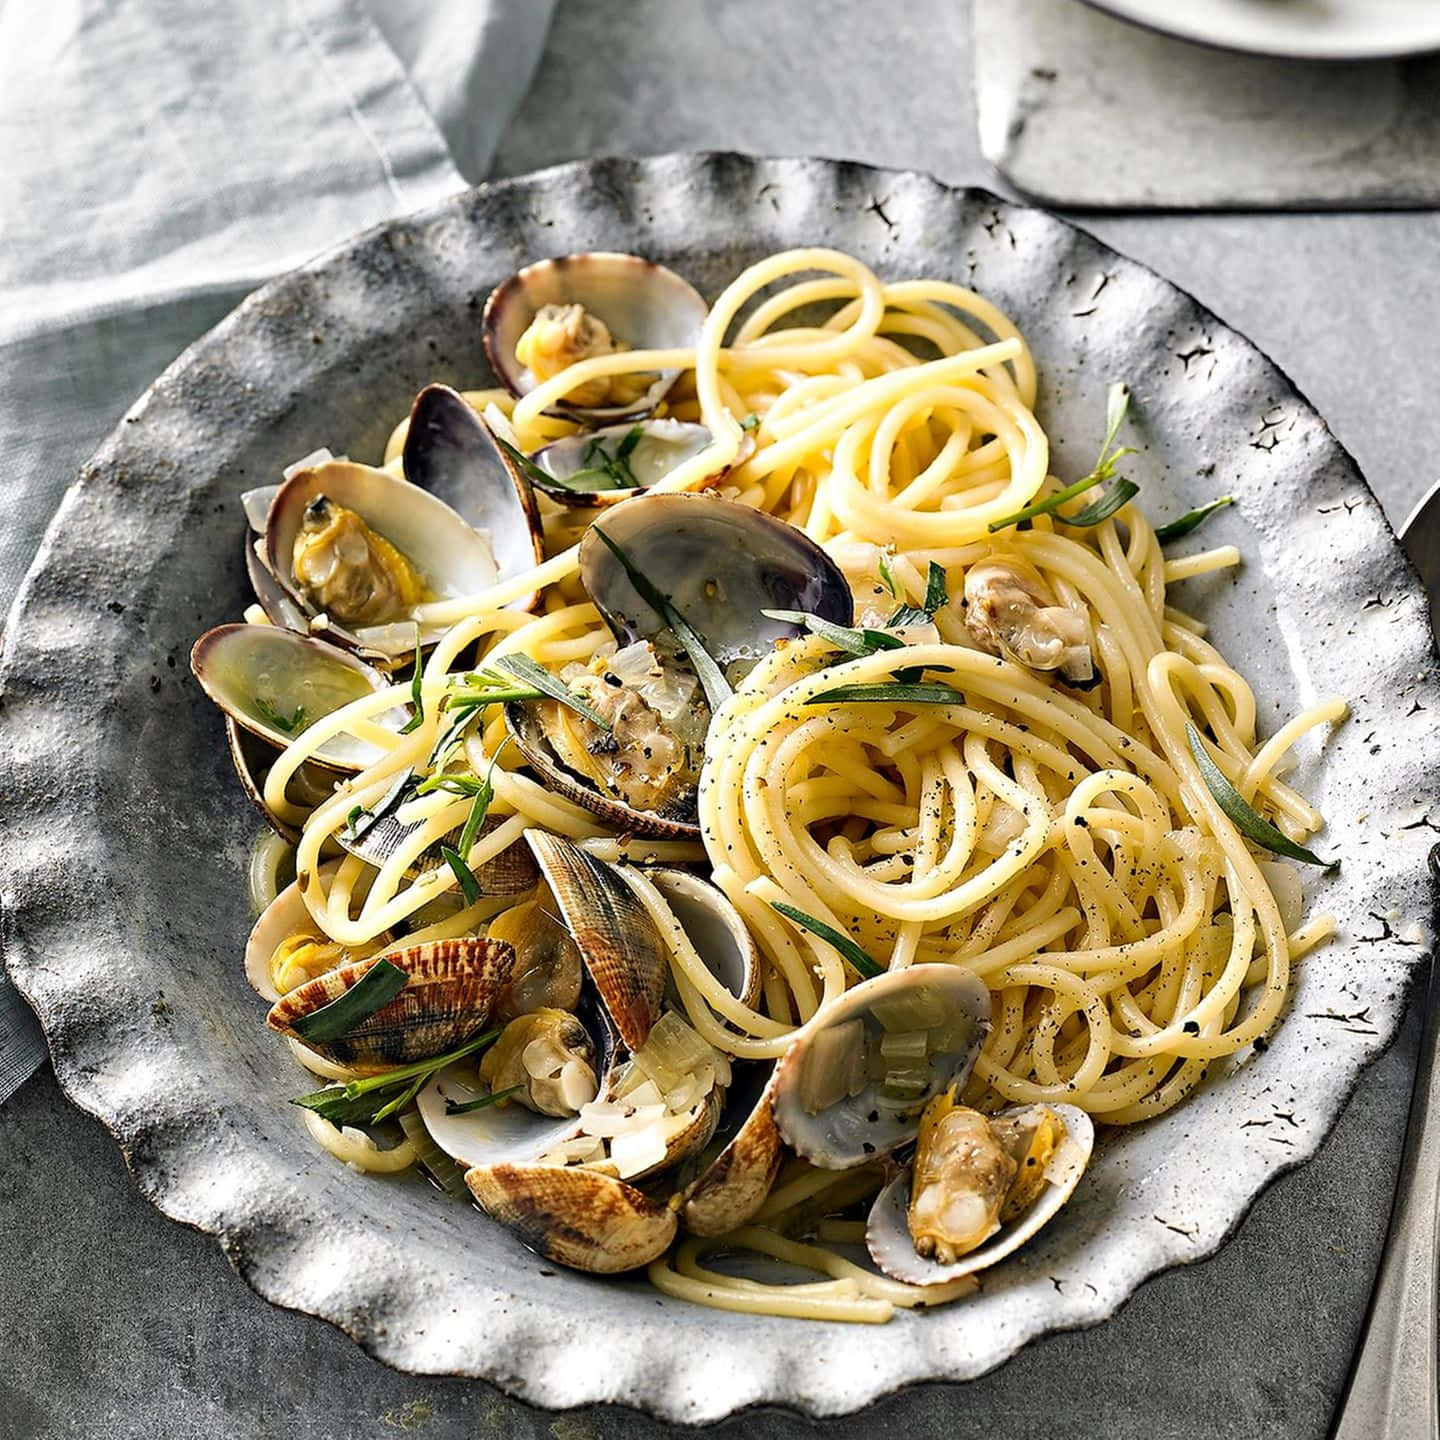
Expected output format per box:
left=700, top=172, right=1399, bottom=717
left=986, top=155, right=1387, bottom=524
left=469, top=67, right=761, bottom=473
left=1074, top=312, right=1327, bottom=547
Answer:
left=1, top=154, right=1435, bottom=1423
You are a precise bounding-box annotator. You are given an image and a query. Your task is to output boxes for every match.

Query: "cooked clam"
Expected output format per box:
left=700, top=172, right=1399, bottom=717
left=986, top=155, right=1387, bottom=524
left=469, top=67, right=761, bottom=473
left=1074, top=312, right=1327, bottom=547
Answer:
left=864, top=1101, right=1094, bottom=1285
left=416, top=836, right=746, bottom=1189
left=244, top=861, right=349, bottom=1003
left=525, top=831, right=667, bottom=1050
left=226, top=717, right=336, bottom=843
left=488, top=890, right=585, bottom=1021
left=266, top=936, right=515, bottom=1072
left=580, top=493, right=855, bottom=671
left=649, top=868, right=761, bottom=1012
left=506, top=495, right=853, bottom=837
left=264, top=459, right=504, bottom=658
left=191, top=623, right=401, bottom=770
left=527, top=419, right=718, bottom=507
left=674, top=1063, right=782, bottom=1237
left=504, top=644, right=707, bottom=841
left=963, top=555, right=1094, bottom=685
left=331, top=767, right=539, bottom=896
left=483, top=252, right=708, bottom=423
left=770, top=963, right=991, bottom=1169
left=479, top=1008, right=599, bottom=1118
left=401, top=384, right=546, bottom=588
left=465, top=1162, right=678, bottom=1274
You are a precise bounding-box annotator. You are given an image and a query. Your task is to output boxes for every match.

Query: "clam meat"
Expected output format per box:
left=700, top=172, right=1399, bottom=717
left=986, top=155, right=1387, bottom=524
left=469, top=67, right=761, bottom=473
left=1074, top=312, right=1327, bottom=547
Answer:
left=479, top=1008, right=599, bottom=1118
left=290, top=496, right=430, bottom=630
left=963, top=556, right=1094, bottom=684
left=865, top=1101, right=1095, bottom=1285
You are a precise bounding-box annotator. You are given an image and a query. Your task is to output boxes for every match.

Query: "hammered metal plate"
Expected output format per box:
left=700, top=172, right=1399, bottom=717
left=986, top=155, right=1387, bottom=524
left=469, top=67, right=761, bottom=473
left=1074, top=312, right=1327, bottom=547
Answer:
left=1, top=154, right=1435, bottom=1422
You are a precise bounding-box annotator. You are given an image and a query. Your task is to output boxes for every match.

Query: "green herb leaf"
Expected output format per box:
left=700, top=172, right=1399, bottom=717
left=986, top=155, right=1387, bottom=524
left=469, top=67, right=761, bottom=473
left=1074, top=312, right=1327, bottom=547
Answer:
left=616, top=423, right=645, bottom=463
left=1185, top=723, right=1333, bottom=867
left=290, top=1025, right=502, bottom=1124
left=444, top=1083, right=524, bottom=1116
left=590, top=527, right=734, bottom=712
left=740, top=412, right=761, bottom=433
left=770, top=901, right=882, bottom=979
left=990, top=380, right=1138, bottom=532
left=341, top=803, right=371, bottom=842
left=441, top=844, right=483, bottom=905
left=289, top=958, right=409, bottom=1043
left=415, top=773, right=488, bottom=797
left=399, top=627, right=425, bottom=735
left=495, top=434, right=558, bottom=487
left=1155, top=496, right=1234, bottom=543
left=493, top=653, right=611, bottom=730
left=1062, top=477, right=1140, bottom=528
left=887, top=606, right=932, bottom=629
left=805, top=682, right=967, bottom=707
left=370, top=1069, right=430, bottom=1124
left=923, top=561, right=948, bottom=615
left=255, top=696, right=307, bottom=735
left=761, top=609, right=905, bottom=657
left=876, top=551, right=899, bottom=598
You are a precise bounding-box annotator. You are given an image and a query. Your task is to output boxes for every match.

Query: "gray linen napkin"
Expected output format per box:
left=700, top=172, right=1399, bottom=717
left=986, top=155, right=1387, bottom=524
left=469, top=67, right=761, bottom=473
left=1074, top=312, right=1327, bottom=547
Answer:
left=0, top=0, right=554, bottom=1105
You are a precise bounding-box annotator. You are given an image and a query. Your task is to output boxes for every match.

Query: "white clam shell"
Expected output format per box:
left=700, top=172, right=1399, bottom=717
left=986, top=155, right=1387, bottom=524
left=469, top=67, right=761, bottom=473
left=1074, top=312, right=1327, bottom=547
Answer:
left=864, top=1103, right=1096, bottom=1285
left=771, top=963, right=992, bottom=1169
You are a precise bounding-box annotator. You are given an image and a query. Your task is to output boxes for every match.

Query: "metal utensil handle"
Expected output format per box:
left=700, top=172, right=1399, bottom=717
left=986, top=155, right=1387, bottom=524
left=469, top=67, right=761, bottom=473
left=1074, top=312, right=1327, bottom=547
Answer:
left=1331, top=847, right=1440, bottom=1440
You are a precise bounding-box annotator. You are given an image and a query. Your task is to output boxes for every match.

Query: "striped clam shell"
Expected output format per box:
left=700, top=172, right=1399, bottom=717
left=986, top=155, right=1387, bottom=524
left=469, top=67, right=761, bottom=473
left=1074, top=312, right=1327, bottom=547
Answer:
left=265, top=937, right=514, bottom=1072
left=674, top=1066, right=783, bottom=1237
left=525, top=830, right=668, bottom=1051
left=466, top=1161, right=678, bottom=1274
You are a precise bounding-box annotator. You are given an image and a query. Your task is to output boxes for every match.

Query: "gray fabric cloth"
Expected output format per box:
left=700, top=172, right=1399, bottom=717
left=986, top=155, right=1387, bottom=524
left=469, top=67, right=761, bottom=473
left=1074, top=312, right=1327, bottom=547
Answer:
left=973, top=0, right=1440, bottom=209
left=0, top=0, right=555, bottom=1105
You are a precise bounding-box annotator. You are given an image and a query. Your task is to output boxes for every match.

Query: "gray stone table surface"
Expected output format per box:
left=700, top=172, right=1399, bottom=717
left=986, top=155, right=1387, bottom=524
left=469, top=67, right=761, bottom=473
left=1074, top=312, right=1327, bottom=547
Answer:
left=3, top=1, right=1436, bottom=1437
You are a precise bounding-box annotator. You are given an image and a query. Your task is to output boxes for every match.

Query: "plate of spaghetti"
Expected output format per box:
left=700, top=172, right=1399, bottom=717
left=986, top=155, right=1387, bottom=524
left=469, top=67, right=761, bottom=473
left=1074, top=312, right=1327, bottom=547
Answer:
left=2, top=154, right=1435, bottom=1421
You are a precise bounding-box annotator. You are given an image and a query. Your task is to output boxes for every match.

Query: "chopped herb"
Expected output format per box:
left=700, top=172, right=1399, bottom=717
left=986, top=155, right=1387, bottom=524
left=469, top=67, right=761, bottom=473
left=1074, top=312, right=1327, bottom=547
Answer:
left=454, top=743, right=507, bottom=862
left=341, top=804, right=370, bottom=841
left=495, top=434, right=559, bottom=487
left=1155, top=496, right=1234, bottom=543
left=398, top=626, right=425, bottom=735
left=371, top=1069, right=430, bottom=1124
left=590, top=527, right=734, bottom=712
left=740, top=412, right=761, bottom=433
left=1185, top=723, right=1333, bottom=867
left=291, top=1025, right=502, bottom=1125
left=888, top=561, right=950, bottom=631
left=517, top=423, right=649, bottom=494
left=877, top=551, right=899, bottom=598
left=255, top=696, right=307, bottom=735
left=493, top=653, right=611, bottom=729
left=445, top=1083, right=524, bottom=1116
left=923, top=561, right=949, bottom=614
left=762, top=609, right=905, bottom=657
left=441, top=844, right=483, bottom=905
left=770, top=901, right=883, bottom=979
left=415, top=773, right=489, bottom=798
left=989, top=381, right=1138, bottom=532
left=427, top=699, right=487, bottom=770
left=289, top=958, right=409, bottom=1043
left=1062, top=477, right=1140, bottom=528
left=806, top=682, right=968, bottom=707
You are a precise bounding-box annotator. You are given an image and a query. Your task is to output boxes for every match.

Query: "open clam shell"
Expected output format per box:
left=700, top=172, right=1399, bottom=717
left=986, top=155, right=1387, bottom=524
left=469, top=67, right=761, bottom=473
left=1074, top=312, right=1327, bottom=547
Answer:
left=482, top=252, right=708, bottom=424
left=580, top=493, right=854, bottom=669
left=265, top=936, right=515, bottom=1073
left=192, top=623, right=400, bottom=771
left=674, top=1063, right=783, bottom=1237
left=465, top=1162, right=678, bottom=1274
left=864, top=1103, right=1095, bottom=1286
left=771, top=964, right=992, bottom=1169
left=503, top=699, right=702, bottom=841
left=527, top=420, right=718, bottom=508
left=244, top=863, right=335, bottom=1003
left=331, top=768, right=539, bottom=896
left=526, top=831, right=668, bottom=1051
left=401, top=384, right=545, bottom=591
left=244, top=538, right=309, bottom=632
left=225, top=717, right=337, bottom=843
left=265, top=458, right=502, bottom=659
left=649, top=868, right=761, bottom=1011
